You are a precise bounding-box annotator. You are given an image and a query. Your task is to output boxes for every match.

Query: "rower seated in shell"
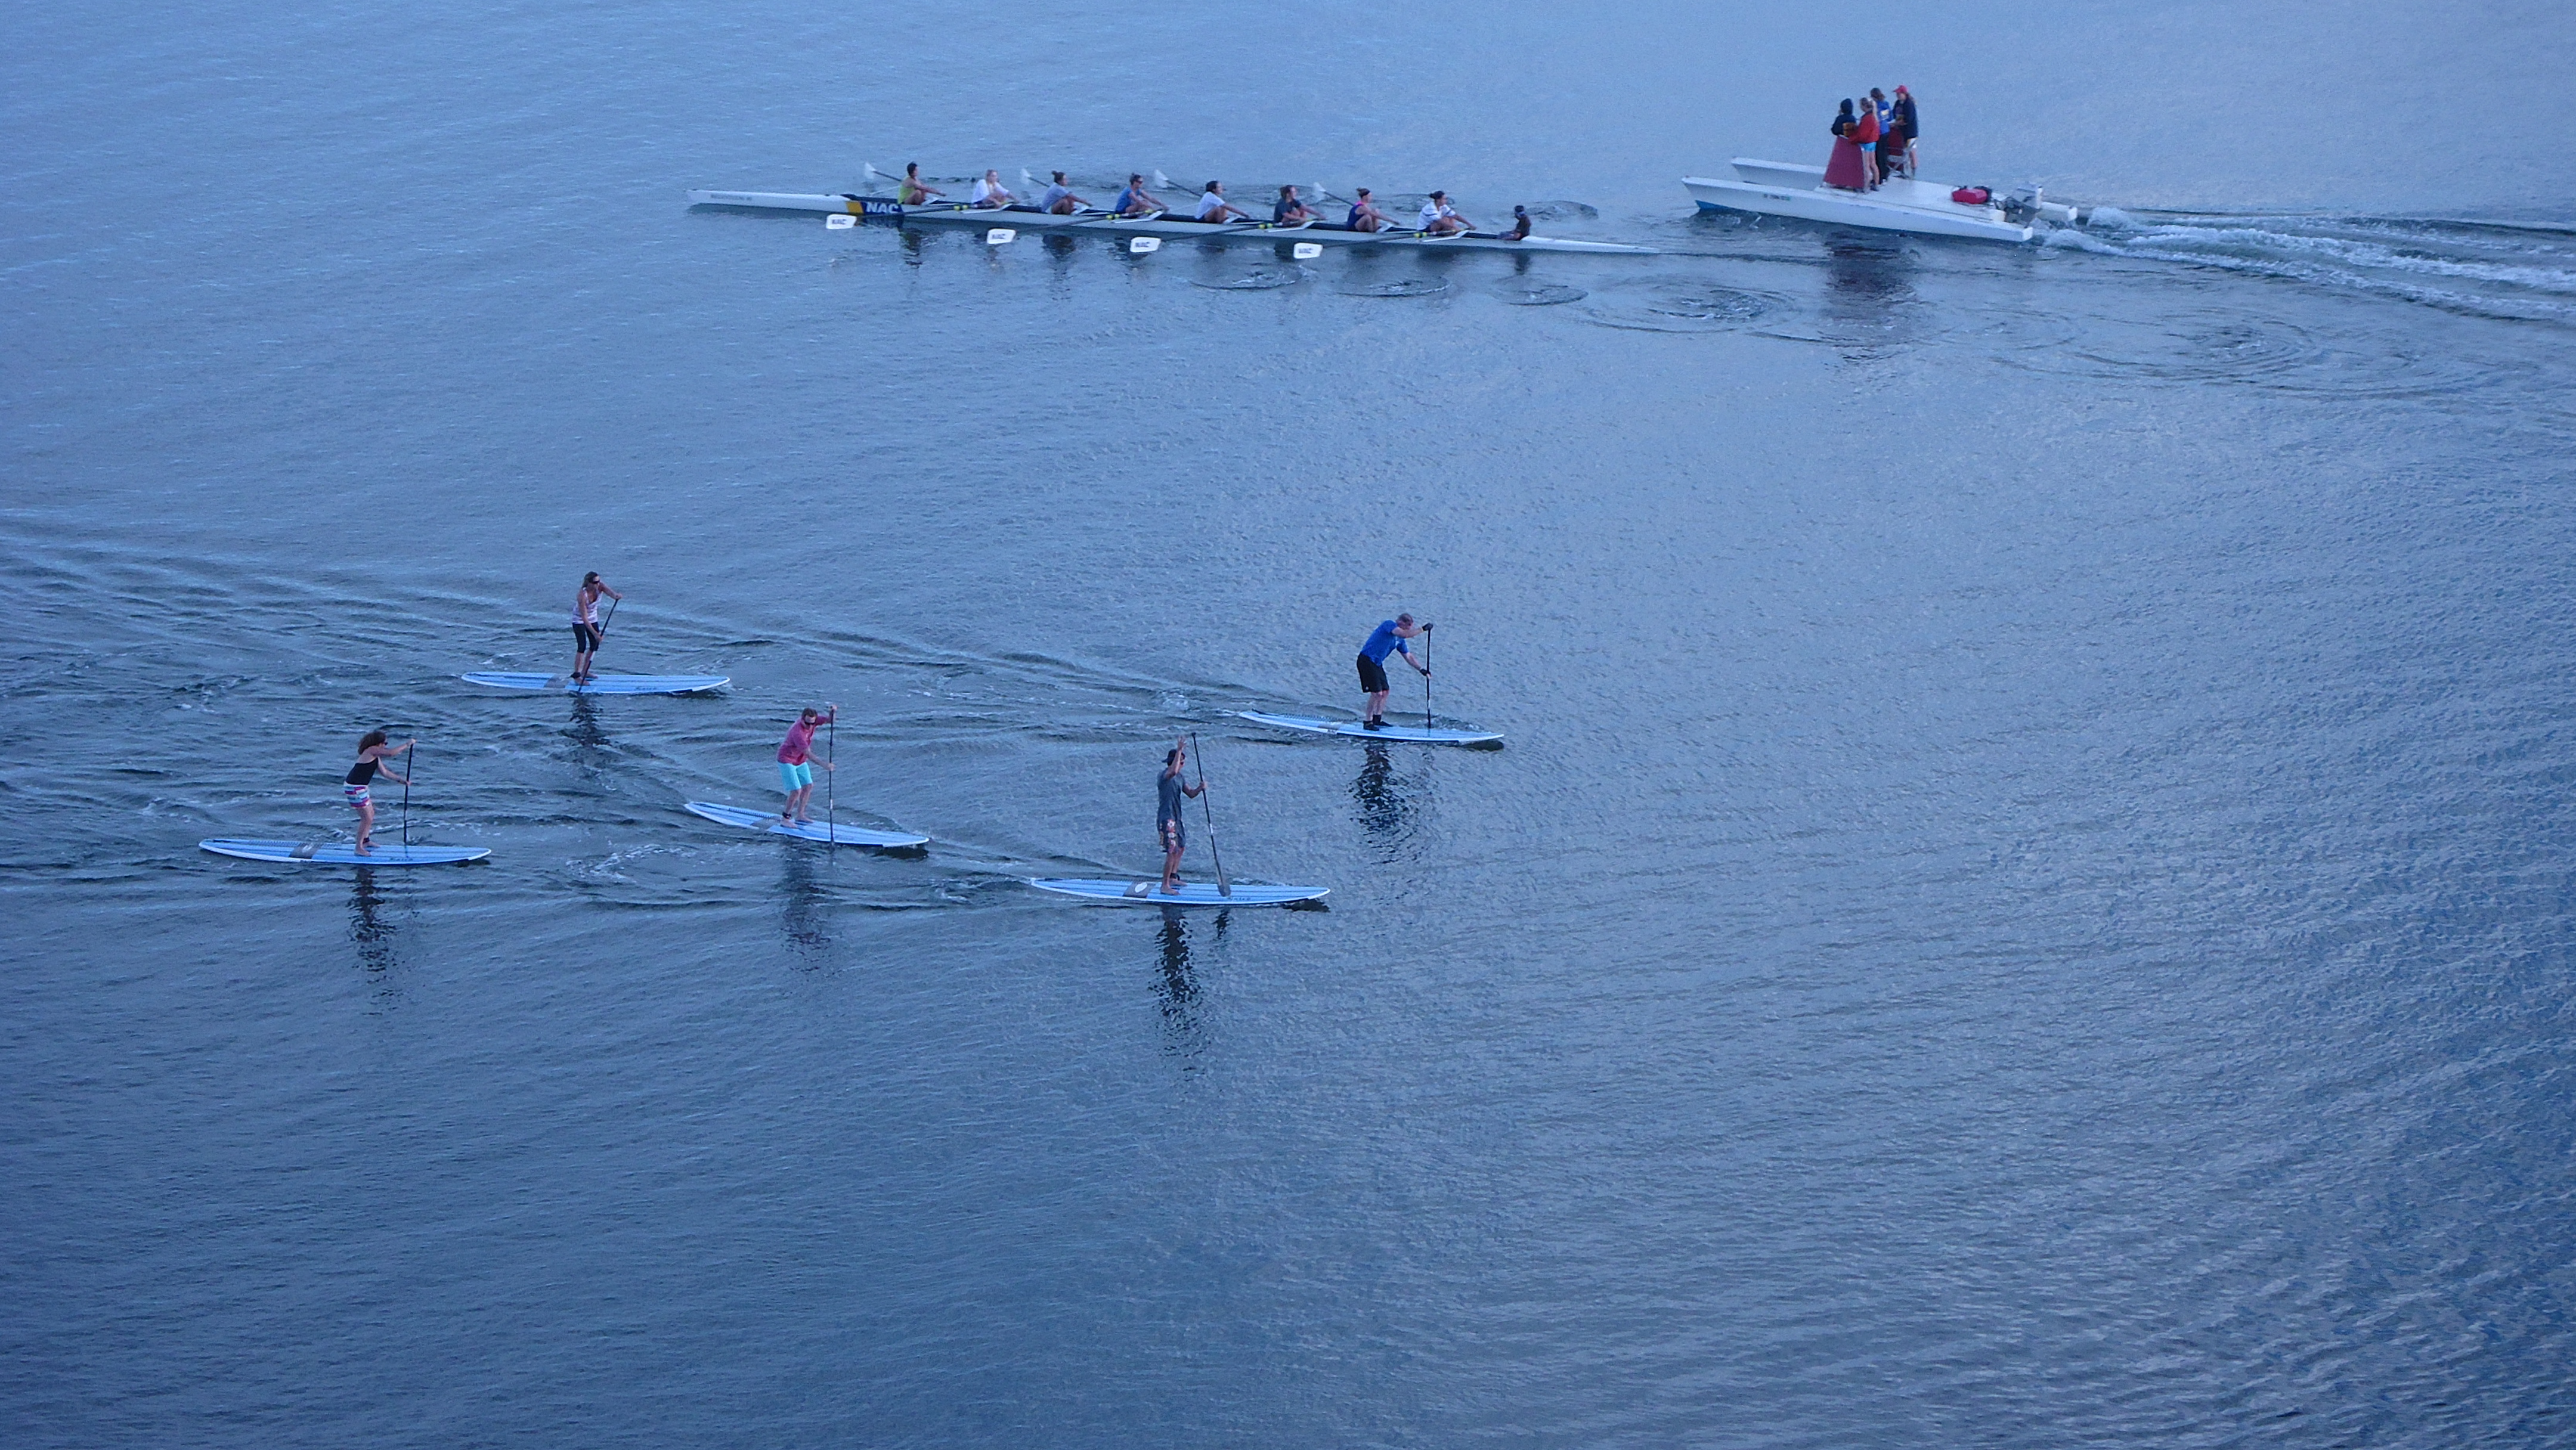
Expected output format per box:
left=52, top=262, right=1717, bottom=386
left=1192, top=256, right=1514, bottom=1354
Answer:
left=1504, top=205, right=1533, bottom=241
left=1113, top=173, right=1162, bottom=217
left=1417, top=191, right=1472, bottom=236
left=969, top=169, right=1015, bottom=209
left=1273, top=185, right=1316, bottom=224
left=897, top=162, right=943, bottom=205
left=1344, top=188, right=1388, bottom=233
left=1195, top=181, right=1253, bottom=223
left=1037, top=171, right=1090, bottom=215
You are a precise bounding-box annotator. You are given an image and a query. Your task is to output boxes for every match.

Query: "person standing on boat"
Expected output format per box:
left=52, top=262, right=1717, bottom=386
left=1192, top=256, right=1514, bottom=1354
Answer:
left=775, top=705, right=835, bottom=826
left=1274, top=185, right=1316, bottom=224
left=1823, top=101, right=1868, bottom=191
left=1113, top=173, right=1162, bottom=217
left=1356, top=614, right=1431, bottom=730
left=572, top=571, right=621, bottom=682
left=1195, top=181, right=1252, bottom=223
left=970, top=169, right=1015, bottom=207
left=897, top=163, right=942, bottom=205
left=344, top=731, right=413, bottom=856
left=1157, top=738, right=1206, bottom=894
left=1892, top=86, right=1919, bottom=177
left=1345, top=188, right=1389, bottom=233
left=1852, top=101, right=1882, bottom=190
left=1868, top=89, right=1896, bottom=183
left=1038, top=172, right=1090, bottom=215
left=1417, top=191, right=1472, bottom=236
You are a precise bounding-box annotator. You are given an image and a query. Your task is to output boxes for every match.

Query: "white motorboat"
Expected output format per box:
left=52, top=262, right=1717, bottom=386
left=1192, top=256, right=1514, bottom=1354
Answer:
left=1683, top=159, right=2089, bottom=244
left=686, top=190, right=1657, bottom=255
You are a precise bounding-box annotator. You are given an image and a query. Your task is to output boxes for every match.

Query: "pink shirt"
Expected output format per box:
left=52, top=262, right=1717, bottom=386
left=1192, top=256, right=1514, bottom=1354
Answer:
left=777, top=721, right=815, bottom=764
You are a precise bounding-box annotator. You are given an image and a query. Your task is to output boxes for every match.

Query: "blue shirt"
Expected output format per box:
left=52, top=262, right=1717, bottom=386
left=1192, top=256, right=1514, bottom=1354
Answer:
left=1360, top=621, right=1414, bottom=663
left=1114, top=186, right=1144, bottom=213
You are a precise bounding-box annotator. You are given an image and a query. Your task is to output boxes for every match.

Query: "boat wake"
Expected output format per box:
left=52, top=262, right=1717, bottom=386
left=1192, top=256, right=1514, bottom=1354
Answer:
left=2048, top=212, right=2576, bottom=325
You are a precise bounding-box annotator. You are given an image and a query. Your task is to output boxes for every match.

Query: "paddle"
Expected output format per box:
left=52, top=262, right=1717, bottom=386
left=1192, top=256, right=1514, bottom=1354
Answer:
left=400, top=738, right=416, bottom=847
left=593, top=595, right=617, bottom=679
left=1422, top=625, right=1433, bottom=729
left=1190, top=731, right=1230, bottom=898
left=825, top=708, right=836, bottom=847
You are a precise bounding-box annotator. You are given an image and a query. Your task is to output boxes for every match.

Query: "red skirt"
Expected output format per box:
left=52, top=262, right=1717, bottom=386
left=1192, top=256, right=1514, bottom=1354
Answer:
left=1822, top=137, right=1868, bottom=190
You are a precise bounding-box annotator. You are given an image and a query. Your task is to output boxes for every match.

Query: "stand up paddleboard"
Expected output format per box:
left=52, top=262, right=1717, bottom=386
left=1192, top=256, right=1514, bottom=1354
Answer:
left=200, top=839, right=490, bottom=866
left=1237, top=711, right=1503, bottom=746
left=683, top=801, right=928, bottom=848
left=460, top=672, right=730, bottom=696
left=1027, top=878, right=1328, bottom=907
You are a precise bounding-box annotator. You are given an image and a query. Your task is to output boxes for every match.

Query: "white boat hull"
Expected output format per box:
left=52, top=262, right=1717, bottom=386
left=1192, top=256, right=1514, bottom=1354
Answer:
left=688, top=191, right=1654, bottom=254
left=1682, top=160, right=2034, bottom=243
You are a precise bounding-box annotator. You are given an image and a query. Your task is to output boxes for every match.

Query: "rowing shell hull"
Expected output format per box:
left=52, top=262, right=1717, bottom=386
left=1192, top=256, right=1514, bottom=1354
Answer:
left=688, top=191, right=1655, bottom=254
left=461, top=672, right=730, bottom=695
left=1028, top=878, right=1329, bottom=907
left=1237, top=710, right=1504, bottom=745
left=201, top=839, right=490, bottom=865
left=683, top=800, right=928, bottom=848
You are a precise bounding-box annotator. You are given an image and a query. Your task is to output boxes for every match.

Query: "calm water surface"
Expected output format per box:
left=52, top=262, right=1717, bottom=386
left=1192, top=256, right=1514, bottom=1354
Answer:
left=7, top=0, right=2575, bottom=1445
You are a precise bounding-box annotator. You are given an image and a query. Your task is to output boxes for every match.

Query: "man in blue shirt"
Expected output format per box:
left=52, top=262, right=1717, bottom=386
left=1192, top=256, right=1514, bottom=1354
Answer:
left=1355, top=614, right=1431, bottom=730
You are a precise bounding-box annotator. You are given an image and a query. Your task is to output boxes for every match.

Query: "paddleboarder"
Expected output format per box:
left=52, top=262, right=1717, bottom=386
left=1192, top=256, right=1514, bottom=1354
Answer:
left=1159, top=737, right=1206, bottom=894
left=776, top=704, right=835, bottom=825
left=344, top=730, right=413, bottom=856
left=572, top=571, right=621, bottom=682
left=1356, top=614, right=1431, bottom=730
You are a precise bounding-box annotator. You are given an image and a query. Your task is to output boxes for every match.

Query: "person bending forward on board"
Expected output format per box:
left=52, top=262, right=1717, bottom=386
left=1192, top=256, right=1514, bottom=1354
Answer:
left=1195, top=181, right=1252, bottom=224
left=1158, top=738, right=1206, bottom=894
left=1038, top=171, right=1090, bottom=215
left=970, top=169, right=1015, bottom=208
left=1417, top=191, right=1472, bottom=236
left=572, top=571, right=621, bottom=681
left=1113, top=174, right=1162, bottom=218
left=776, top=704, right=835, bottom=825
left=1345, top=188, right=1388, bottom=233
left=1356, top=614, right=1431, bottom=730
left=345, top=730, right=413, bottom=855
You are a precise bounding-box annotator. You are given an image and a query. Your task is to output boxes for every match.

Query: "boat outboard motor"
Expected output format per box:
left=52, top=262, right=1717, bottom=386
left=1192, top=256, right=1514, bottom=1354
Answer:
left=1998, top=186, right=2044, bottom=225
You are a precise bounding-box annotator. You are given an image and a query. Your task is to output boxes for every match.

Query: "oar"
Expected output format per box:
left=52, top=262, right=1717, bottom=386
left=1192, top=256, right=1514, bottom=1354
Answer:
left=1190, top=731, right=1230, bottom=898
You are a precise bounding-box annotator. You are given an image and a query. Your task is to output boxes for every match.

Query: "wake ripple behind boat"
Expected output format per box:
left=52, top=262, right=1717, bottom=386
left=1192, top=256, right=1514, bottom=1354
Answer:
left=688, top=191, right=1656, bottom=255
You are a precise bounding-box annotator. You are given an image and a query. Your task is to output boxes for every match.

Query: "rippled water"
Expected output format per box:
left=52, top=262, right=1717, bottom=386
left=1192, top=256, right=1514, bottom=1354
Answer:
left=7, top=0, right=2575, bottom=1444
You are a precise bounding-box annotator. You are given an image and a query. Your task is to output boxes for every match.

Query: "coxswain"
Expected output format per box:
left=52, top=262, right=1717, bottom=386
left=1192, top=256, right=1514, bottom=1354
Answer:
left=897, top=163, right=942, bottom=205
left=1416, top=191, right=1472, bottom=236
left=1355, top=614, right=1431, bottom=730
left=1112, top=173, right=1162, bottom=217
left=1037, top=171, right=1090, bottom=215
left=1504, top=205, right=1533, bottom=241
left=1195, top=181, right=1252, bottom=223
left=1344, top=188, right=1388, bottom=233
left=1273, top=185, right=1316, bottom=224
left=970, top=169, right=1015, bottom=208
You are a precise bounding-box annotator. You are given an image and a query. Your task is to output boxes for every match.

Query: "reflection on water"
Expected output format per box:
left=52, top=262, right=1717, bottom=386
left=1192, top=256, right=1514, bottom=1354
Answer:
left=778, top=847, right=831, bottom=958
left=1820, top=234, right=1920, bottom=360
left=348, top=869, right=396, bottom=975
left=1154, top=906, right=1215, bottom=1059
left=563, top=695, right=612, bottom=782
left=1351, top=742, right=1425, bottom=862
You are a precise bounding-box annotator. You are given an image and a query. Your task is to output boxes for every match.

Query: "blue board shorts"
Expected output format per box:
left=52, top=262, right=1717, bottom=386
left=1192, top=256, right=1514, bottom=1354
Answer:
left=779, top=761, right=813, bottom=791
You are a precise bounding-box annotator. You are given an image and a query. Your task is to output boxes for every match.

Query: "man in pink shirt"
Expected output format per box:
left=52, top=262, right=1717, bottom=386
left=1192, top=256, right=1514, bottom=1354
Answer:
left=776, top=704, right=835, bottom=825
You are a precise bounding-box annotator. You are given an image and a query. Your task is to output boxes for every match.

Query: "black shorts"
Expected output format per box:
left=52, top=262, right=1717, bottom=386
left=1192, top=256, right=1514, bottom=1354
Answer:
left=1356, top=652, right=1389, bottom=693
left=572, top=622, right=602, bottom=650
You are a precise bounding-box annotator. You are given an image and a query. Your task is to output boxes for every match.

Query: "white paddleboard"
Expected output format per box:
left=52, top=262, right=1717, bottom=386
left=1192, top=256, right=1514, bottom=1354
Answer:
left=1027, top=878, right=1329, bottom=907
left=461, top=672, right=730, bottom=696
left=683, top=801, right=928, bottom=848
left=1237, top=711, right=1504, bottom=746
left=200, top=839, right=490, bottom=866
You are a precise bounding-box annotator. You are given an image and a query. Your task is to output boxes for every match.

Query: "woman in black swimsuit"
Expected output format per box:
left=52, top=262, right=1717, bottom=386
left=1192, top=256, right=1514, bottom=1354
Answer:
left=344, top=730, right=413, bottom=855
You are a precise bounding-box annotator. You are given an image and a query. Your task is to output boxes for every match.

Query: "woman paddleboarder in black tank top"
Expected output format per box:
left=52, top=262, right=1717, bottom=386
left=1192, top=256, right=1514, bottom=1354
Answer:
left=345, top=730, right=413, bottom=855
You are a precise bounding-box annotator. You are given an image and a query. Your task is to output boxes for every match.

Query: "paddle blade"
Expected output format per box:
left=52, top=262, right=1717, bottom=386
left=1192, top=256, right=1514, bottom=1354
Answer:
left=1152, top=169, right=1174, bottom=191
left=986, top=228, right=1015, bottom=245
left=1292, top=242, right=1323, bottom=259
left=1129, top=237, right=1161, bottom=255
left=1020, top=168, right=1038, bottom=188
left=825, top=213, right=856, bottom=229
